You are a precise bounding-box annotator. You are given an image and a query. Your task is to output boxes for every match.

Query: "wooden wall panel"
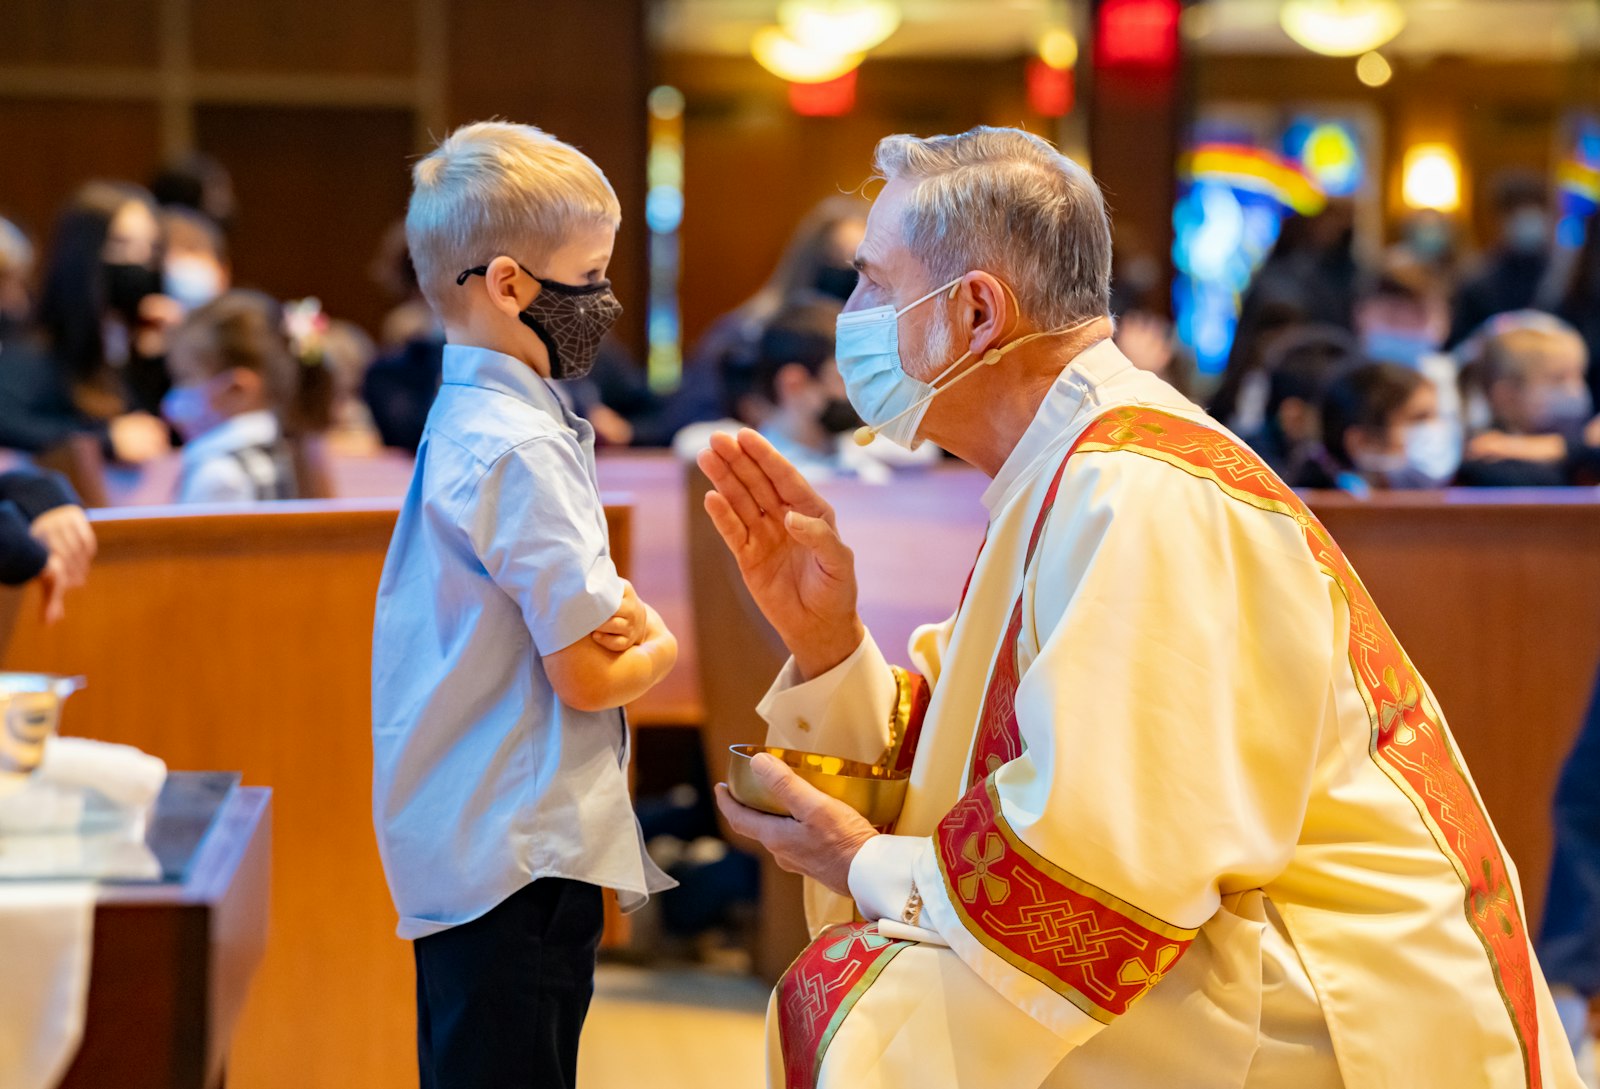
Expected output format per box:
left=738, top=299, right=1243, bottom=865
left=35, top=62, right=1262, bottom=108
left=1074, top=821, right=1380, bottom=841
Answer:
left=195, top=104, right=413, bottom=336
left=190, top=0, right=416, bottom=76
left=447, top=0, right=652, bottom=358
left=0, top=0, right=160, bottom=68
left=0, top=99, right=163, bottom=242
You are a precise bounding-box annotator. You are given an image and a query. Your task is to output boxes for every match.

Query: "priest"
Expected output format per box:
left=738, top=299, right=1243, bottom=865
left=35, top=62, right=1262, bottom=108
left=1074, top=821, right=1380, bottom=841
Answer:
left=700, top=126, right=1582, bottom=1089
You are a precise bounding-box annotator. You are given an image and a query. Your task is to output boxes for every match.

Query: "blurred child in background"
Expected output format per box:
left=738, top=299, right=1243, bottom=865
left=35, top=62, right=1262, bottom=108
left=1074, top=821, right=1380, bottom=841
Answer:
left=162, top=289, right=332, bottom=502
left=1458, top=311, right=1600, bottom=486
left=1317, top=361, right=1455, bottom=494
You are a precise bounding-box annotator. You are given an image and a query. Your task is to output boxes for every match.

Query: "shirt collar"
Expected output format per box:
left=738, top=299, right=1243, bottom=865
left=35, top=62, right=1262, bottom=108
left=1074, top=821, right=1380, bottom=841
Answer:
left=181, top=410, right=279, bottom=467
left=441, top=344, right=565, bottom=421
left=980, top=338, right=1134, bottom=514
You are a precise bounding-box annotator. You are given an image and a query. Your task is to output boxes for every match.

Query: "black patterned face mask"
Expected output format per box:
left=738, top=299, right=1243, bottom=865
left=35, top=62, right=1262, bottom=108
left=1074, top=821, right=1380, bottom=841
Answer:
left=456, top=262, right=623, bottom=380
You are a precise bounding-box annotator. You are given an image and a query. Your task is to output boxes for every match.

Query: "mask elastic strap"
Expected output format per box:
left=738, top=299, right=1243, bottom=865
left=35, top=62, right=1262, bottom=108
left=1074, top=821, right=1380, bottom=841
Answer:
left=855, top=313, right=1103, bottom=446
left=893, top=277, right=965, bottom=318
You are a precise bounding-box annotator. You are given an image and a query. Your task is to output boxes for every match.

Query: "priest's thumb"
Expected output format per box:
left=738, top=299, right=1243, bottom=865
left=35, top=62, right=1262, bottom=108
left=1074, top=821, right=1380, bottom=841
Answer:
left=783, top=510, right=843, bottom=559
left=751, top=752, right=821, bottom=818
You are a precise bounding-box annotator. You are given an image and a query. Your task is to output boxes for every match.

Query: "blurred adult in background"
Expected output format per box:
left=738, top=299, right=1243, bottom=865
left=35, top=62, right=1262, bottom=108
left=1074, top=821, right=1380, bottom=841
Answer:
left=1457, top=311, right=1600, bottom=486
left=0, top=216, right=35, bottom=336
left=1393, top=209, right=1464, bottom=290
left=1317, top=361, right=1452, bottom=493
left=1448, top=171, right=1553, bottom=347
left=1241, top=323, right=1357, bottom=485
left=149, top=151, right=236, bottom=233
left=163, top=290, right=332, bottom=503
left=0, top=181, right=176, bottom=464
left=1354, top=255, right=1463, bottom=451
left=664, top=195, right=868, bottom=441
left=1211, top=201, right=1358, bottom=433
left=1555, top=209, right=1600, bottom=410
left=369, top=218, right=440, bottom=353
left=160, top=206, right=230, bottom=313
left=750, top=296, right=937, bottom=483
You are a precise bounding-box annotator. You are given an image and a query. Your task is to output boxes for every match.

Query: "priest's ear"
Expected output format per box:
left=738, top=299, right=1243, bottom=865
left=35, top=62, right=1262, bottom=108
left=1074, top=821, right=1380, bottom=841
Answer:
left=956, top=271, right=1015, bottom=359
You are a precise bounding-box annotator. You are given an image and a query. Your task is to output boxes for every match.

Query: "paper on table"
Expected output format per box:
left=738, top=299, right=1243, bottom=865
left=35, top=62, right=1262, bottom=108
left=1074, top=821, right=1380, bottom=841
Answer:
left=0, top=882, right=94, bottom=1089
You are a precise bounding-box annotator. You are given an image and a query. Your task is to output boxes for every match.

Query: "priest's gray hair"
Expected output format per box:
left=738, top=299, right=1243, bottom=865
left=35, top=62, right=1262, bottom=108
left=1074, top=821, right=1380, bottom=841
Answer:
left=872, top=127, right=1112, bottom=328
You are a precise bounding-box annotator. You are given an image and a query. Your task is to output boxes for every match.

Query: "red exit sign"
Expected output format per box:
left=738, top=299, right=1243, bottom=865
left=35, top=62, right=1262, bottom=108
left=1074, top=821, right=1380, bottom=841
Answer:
left=1096, top=0, right=1180, bottom=69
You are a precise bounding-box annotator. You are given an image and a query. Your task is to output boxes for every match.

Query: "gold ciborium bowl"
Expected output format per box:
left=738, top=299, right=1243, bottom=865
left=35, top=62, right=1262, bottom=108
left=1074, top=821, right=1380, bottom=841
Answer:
left=727, top=744, right=909, bottom=828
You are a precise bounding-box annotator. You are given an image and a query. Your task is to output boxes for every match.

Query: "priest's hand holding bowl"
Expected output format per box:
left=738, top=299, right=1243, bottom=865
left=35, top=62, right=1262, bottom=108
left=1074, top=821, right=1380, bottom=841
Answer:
left=714, top=752, right=878, bottom=898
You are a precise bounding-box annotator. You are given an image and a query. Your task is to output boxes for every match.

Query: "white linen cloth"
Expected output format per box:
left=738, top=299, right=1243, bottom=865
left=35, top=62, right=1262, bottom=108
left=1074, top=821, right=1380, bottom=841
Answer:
left=0, top=883, right=94, bottom=1089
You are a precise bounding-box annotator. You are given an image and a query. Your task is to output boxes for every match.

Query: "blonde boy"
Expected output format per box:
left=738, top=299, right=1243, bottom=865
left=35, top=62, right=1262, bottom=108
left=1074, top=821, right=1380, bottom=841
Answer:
left=372, top=121, right=676, bottom=1089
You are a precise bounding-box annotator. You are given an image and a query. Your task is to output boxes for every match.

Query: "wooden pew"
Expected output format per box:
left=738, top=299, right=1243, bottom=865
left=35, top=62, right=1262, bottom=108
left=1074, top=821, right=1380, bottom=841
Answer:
left=0, top=499, right=631, bottom=1089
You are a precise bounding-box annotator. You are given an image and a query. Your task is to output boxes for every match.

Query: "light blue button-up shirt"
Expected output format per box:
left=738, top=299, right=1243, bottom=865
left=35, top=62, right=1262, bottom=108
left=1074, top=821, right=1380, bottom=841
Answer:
left=371, top=345, right=672, bottom=939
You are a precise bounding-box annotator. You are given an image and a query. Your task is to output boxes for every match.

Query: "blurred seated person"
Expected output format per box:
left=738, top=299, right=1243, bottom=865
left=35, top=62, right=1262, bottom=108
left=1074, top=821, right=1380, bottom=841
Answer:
left=149, top=152, right=236, bottom=233
left=1213, top=201, right=1359, bottom=434
left=1556, top=208, right=1600, bottom=411
left=661, top=195, right=868, bottom=437
left=318, top=316, right=383, bottom=456
left=369, top=218, right=440, bottom=352
left=160, top=206, right=230, bottom=313
left=1311, top=361, right=1455, bottom=494
left=554, top=337, right=676, bottom=448
left=0, top=216, right=34, bottom=339
left=1457, top=311, right=1600, bottom=487
left=162, top=290, right=332, bottom=502
left=0, top=467, right=95, bottom=625
left=1112, top=310, right=1197, bottom=399
left=1448, top=171, right=1553, bottom=347
left=1240, top=324, right=1356, bottom=483
left=1392, top=209, right=1463, bottom=290
left=1354, top=255, right=1463, bottom=446
left=0, top=182, right=177, bottom=464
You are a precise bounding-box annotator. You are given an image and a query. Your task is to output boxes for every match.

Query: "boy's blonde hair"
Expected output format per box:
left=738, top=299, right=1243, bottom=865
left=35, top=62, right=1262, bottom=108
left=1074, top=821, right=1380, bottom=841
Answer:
left=405, top=121, right=620, bottom=318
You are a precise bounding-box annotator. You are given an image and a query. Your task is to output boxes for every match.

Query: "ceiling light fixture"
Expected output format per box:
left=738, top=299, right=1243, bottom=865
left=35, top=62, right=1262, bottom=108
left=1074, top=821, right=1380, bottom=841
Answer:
left=1280, top=0, right=1405, bottom=57
left=778, top=0, right=901, bottom=54
left=751, top=25, right=864, bottom=83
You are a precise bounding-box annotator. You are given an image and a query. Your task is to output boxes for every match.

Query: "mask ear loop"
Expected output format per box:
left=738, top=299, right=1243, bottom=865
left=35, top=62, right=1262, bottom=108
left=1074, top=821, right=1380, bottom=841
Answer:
left=854, top=295, right=1104, bottom=447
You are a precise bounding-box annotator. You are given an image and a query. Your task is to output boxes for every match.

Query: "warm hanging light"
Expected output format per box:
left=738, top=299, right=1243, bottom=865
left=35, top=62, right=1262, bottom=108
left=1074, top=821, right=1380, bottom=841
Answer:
left=778, top=0, right=900, bottom=54
left=1402, top=144, right=1462, bottom=212
left=751, top=25, right=864, bottom=83
left=1280, top=0, right=1405, bottom=57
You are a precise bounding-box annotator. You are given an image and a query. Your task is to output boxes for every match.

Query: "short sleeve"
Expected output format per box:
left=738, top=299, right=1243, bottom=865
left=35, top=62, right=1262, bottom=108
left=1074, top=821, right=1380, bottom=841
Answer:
left=459, top=435, right=626, bottom=655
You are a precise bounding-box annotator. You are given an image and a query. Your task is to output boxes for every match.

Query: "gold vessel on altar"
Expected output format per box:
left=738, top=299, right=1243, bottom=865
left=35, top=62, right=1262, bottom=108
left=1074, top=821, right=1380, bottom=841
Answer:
left=727, top=744, right=909, bottom=827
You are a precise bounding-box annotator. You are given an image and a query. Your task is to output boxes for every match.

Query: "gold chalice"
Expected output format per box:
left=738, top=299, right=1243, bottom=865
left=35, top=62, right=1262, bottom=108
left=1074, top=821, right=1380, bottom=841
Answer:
left=727, top=744, right=909, bottom=828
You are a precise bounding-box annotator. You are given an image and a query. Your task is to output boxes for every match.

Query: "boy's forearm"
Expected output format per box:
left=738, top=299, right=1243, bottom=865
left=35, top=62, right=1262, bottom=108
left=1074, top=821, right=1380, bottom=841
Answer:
left=547, top=611, right=677, bottom=713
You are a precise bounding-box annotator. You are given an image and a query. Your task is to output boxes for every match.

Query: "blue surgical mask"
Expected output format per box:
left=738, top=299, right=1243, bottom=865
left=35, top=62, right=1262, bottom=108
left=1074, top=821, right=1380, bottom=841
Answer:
left=836, top=275, right=1099, bottom=449
left=1402, top=418, right=1461, bottom=486
left=1529, top=385, right=1594, bottom=437
left=160, top=381, right=222, bottom=440
left=1363, top=330, right=1437, bottom=370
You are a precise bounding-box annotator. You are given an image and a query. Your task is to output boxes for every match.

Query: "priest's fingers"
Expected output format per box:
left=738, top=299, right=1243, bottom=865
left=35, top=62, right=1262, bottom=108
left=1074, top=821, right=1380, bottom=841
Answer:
left=698, top=445, right=767, bottom=529
left=736, top=429, right=835, bottom=523
left=716, top=429, right=787, bottom=519
left=783, top=511, right=853, bottom=576
left=703, top=491, right=749, bottom=552
left=714, top=783, right=794, bottom=848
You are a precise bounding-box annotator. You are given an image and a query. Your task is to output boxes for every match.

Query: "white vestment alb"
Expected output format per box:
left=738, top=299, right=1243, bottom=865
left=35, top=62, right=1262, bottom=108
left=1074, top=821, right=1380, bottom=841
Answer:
left=756, top=341, right=1582, bottom=1089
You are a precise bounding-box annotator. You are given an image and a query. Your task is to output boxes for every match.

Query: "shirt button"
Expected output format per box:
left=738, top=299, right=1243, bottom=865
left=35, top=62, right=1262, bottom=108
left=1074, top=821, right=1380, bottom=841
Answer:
left=797, top=719, right=811, bottom=733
